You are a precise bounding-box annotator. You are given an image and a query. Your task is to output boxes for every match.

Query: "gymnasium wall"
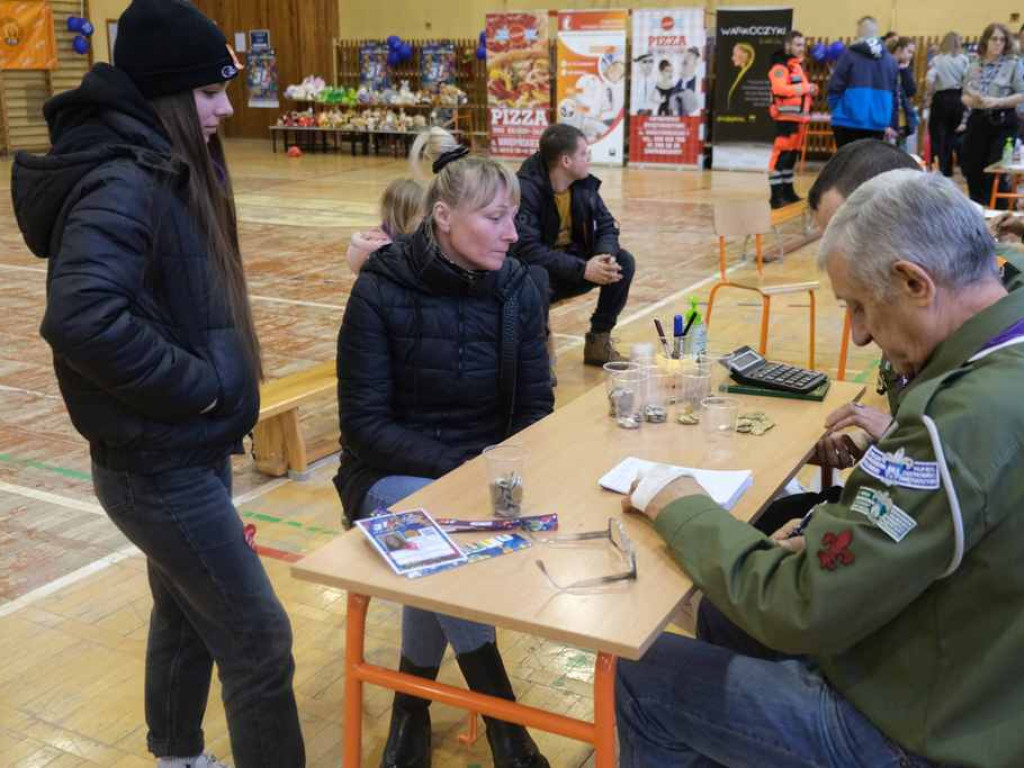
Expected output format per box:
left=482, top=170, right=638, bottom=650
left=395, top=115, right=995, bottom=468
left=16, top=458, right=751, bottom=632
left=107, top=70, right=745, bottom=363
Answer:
left=338, top=0, right=1023, bottom=41
left=89, top=0, right=129, bottom=64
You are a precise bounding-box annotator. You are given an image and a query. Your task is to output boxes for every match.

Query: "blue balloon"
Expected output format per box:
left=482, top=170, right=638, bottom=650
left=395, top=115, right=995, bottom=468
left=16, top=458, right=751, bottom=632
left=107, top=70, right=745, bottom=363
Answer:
left=66, top=16, right=83, bottom=32
left=81, top=20, right=94, bottom=36
left=387, top=35, right=400, bottom=48
left=828, top=41, right=846, bottom=61
left=476, top=45, right=486, bottom=61
left=387, top=50, right=399, bottom=67
left=479, top=30, right=486, bottom=45
left=401, top=42, right=413, bottom=61
left=72, top=34, right=89, bottom=54
left=810, top=43, right=827, bottom=63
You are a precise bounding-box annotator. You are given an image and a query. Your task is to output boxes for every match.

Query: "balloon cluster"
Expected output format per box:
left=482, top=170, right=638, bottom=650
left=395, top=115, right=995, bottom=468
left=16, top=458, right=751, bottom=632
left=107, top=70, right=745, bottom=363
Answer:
left=476, top=30, right=486, bottom=61
left=810, top=41, right=846, bottom=63
left=67, top=15, right=94, bottom=55
left=386, top=36, right=413, bottom=67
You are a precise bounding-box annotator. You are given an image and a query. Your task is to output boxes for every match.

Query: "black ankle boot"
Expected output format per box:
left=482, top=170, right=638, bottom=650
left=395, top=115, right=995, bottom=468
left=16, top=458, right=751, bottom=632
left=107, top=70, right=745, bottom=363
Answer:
left=380, top=657, right=440, bottom=768
left=456, top=642, right=550, bottom=768
left=770, top=184, right=786, bottom=209
left=781, top=182, right=802, bottom=205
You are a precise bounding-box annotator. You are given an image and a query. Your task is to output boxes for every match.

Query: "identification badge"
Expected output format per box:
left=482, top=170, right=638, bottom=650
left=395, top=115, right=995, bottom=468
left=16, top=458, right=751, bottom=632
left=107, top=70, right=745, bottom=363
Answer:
left=858, top=446, right=940, bottom=490
left=850, top=488, right=917, bottom=543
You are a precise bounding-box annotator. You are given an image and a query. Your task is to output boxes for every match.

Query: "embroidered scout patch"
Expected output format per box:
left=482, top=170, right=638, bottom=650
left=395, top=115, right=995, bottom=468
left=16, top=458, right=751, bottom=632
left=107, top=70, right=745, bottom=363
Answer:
left=818, top=530, right=854, bottom=571
left=850, top=488, right=917, bottom=543
left=858, top=446, right=940, bottom=490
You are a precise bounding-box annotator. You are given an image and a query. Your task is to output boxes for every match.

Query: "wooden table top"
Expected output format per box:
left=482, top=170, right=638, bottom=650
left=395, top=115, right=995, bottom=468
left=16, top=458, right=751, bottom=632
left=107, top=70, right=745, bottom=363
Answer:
left=293, top=380, right=864, bottom=660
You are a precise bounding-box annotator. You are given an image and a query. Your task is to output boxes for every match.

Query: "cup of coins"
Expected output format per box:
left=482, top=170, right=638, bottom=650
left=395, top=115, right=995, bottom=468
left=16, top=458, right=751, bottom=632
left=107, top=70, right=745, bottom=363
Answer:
left=483, top=444, right=526, bottom=517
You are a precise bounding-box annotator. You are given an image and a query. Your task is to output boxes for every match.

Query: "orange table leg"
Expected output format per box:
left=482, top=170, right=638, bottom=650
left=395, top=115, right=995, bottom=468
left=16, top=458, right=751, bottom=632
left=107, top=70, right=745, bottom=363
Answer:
left=991, top=172, right=1001, bottom=210
left=344, top=593, right=370, bottom=767
left=458, top=711, right=480, bottom=745
left=593, top=652, right=618, bottom=768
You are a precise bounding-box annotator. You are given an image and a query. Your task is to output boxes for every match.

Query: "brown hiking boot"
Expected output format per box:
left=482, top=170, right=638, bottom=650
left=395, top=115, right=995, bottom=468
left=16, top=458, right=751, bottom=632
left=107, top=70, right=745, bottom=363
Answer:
left=584, top=332, right=625, bottom=366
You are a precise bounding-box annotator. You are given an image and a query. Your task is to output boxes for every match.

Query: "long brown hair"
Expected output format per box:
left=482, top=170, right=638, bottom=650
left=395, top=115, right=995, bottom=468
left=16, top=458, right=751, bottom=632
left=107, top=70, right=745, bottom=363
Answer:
left=149, top=90, right=263, bottom=382
left=979, top=23, right=1013, bottom=60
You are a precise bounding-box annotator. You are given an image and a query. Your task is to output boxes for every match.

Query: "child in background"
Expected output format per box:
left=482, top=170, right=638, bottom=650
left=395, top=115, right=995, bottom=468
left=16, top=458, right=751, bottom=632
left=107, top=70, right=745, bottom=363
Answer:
left=345, top=178, right=424, bottom=274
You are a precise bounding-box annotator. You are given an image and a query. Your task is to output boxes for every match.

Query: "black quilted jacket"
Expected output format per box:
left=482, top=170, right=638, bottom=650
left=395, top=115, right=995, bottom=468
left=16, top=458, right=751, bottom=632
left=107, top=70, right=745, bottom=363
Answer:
left=334, top=223, right=554, bottom=521
left=11, top=64, right=258, bottom=473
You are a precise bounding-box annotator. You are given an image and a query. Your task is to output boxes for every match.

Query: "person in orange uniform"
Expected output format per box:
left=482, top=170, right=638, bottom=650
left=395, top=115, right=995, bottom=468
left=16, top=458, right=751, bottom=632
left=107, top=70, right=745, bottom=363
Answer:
left=769, top=30, right=817, bottom=208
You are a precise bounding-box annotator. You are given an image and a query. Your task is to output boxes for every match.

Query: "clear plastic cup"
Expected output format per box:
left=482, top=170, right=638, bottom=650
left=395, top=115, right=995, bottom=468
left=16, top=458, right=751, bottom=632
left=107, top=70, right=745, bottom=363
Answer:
left=630, top=342, right=656, bottom=365
left=695, top=349, right=737, bottom=394
left=483, top=444, right=526, bottom=517
left=701, top=396, right=739, bottom=439
left=644, top=370, right=673, bottom=423
left=604, top=361, right=640, bottom=416
left=611, top=369, right=645, bottom=430
left=681, top=371, right=712, bottom=417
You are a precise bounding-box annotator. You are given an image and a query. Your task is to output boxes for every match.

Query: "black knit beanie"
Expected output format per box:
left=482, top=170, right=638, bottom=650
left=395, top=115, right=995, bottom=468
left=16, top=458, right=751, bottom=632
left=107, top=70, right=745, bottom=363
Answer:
left=114, top=0, right=241, bottom=98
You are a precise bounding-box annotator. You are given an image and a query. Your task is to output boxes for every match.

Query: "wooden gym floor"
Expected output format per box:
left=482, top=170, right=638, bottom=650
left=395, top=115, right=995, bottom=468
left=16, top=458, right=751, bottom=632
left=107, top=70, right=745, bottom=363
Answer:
left=0, top=141, right=881, bottom=767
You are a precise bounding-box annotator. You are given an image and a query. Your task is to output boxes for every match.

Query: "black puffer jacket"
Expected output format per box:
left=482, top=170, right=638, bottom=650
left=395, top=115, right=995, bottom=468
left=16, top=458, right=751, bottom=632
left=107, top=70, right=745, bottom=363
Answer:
left=513, top=152, right=620, bottom=283
left=334, top=223, right=554, bottom=521
left=11, top=64, right=258, bottom=474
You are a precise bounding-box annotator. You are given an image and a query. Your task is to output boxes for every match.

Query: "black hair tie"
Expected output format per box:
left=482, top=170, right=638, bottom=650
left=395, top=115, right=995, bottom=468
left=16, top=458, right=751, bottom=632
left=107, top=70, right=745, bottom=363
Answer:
left=432, top=144, right=470, bottom=174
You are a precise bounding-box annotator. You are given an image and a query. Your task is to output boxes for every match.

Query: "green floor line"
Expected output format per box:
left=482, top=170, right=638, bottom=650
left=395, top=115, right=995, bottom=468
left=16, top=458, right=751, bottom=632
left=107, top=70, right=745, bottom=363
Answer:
left=0, top=452, right=91, bottom=481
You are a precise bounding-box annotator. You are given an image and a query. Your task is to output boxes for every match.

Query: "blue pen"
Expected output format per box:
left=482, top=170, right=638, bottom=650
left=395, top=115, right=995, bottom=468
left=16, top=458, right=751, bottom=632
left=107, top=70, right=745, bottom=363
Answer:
left=788, top=509, right=815, bottom=539
left=672, top=314, right=684, bottom=358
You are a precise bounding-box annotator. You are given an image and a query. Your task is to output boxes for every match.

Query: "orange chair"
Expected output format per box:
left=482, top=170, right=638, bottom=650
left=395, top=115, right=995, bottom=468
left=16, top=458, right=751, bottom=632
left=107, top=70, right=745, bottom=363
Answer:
left=836, top=305, right=852, bottom=381
left=708, top=200, right=819, bottom=369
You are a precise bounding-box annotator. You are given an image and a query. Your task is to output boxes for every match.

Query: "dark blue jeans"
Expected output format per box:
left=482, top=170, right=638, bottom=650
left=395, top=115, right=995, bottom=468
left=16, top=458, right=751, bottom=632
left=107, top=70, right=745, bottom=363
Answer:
left=92, top=459, right=304, bottom=767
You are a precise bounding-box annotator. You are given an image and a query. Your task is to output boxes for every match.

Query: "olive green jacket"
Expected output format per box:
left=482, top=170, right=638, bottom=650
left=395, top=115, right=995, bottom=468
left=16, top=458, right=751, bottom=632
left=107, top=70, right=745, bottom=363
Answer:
left=657, top=287, right=1024, bottom=766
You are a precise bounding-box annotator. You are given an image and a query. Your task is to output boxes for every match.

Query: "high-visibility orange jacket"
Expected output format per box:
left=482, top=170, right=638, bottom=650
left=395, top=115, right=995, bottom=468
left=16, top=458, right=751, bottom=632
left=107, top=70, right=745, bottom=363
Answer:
left=769, top=51, right=813, bottom=123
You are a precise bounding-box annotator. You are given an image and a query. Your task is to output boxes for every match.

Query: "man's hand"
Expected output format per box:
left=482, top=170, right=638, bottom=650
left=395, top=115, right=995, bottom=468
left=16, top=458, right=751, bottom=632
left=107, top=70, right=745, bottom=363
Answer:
left=769, top=518, right=806, bottom=554
left=622, top=475, right=707, bottom=524
left=990, top=212, right=1024, bottom=242
left=809, top=403, right=888, bottom=469
left=584, top=254, right=622, bottom=285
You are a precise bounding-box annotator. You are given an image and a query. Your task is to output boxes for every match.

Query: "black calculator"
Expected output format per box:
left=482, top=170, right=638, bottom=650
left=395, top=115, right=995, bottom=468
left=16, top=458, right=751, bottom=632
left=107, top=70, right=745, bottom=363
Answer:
left=723, top=346, right=828, bottom=394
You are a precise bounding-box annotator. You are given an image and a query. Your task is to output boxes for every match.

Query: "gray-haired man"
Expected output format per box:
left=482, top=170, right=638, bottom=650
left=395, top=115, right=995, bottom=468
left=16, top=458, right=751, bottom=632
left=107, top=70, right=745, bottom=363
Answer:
left=615, top=171, right=1024, bottom=768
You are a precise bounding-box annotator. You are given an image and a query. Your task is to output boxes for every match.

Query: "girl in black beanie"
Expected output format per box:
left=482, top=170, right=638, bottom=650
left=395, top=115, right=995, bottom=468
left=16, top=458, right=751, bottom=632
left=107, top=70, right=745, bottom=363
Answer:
left=11, top=2, right=304, bottom=766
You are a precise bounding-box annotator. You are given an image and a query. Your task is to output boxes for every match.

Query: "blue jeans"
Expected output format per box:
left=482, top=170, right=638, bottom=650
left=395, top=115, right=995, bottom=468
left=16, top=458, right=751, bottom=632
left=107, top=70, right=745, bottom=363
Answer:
left=616, top=628, right=935, bottom=768
left=92, top=460, right=304, bottom=767
left=362, top=475, right=495, bottom=667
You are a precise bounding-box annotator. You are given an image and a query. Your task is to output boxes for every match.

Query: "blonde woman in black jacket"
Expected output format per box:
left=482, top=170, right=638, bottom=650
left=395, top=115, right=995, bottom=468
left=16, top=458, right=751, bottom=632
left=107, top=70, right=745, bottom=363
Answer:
left=335, top=128, right=553, bottom=767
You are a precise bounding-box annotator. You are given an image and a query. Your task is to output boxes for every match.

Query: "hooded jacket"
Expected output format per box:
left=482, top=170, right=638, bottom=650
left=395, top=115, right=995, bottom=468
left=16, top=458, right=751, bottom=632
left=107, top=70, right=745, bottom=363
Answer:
left=827, top=37, right=900, bottom=132
left=10, top=64, right=259, bottom=473
left=333, top=222, right=554, bottom=521
left=513, top=152, right=620, bottom=284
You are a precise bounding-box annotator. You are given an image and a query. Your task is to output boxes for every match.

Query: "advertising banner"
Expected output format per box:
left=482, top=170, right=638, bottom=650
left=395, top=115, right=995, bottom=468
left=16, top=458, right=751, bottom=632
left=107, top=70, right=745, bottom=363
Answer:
left=0, top=1, right=57, bottom=70
left=421, top=42, right=456, bottom=93
left=712, top=7, right=793, bottom=170
left=359, top=42, right=389, bottom=91
left=556, top=9, right=628, bottom=166
left=486, top=12, right=552, bottom=160
left=629, top=8, right=706, bottom=167
left=246, top=50, right=279, bottom=108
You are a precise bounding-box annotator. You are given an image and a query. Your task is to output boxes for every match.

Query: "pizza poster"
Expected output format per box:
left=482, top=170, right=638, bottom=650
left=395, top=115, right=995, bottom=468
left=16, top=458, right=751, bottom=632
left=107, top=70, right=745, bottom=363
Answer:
left=486, top=12, right=552, bottom=159
left=629, top=8, right=706, bottom=167
left=555, top=10, right=628, bottom=166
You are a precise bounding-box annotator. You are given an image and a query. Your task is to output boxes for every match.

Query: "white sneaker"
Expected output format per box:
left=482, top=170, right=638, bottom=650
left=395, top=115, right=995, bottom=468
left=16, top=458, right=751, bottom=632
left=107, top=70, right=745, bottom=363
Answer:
left=157, top=756, right=230, bottom=768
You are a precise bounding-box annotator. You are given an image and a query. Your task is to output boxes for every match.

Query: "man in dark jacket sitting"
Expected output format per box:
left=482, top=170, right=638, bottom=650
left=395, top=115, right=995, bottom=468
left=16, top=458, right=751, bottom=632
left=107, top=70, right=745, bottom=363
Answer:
left=514, top=123, right=635, bottom=366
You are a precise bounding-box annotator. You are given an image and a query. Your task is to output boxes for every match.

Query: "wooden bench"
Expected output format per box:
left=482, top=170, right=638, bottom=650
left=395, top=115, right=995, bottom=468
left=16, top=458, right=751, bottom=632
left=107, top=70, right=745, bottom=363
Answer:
left=252, top=360, right=338, bottom=479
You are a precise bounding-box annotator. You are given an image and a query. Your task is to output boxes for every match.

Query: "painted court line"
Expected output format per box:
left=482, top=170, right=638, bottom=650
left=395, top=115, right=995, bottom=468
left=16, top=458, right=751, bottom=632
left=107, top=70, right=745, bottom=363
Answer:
left=249, top=294, right=346, bottom=311
left=0, top=383, right=62, bottom=400
left=233, top=476, right=292, bottom=505
left=0, top=544, right=140, bottom=619
left=0, top=263, right=46, bottom=274
left=0, top=480, right=105, bottom=516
